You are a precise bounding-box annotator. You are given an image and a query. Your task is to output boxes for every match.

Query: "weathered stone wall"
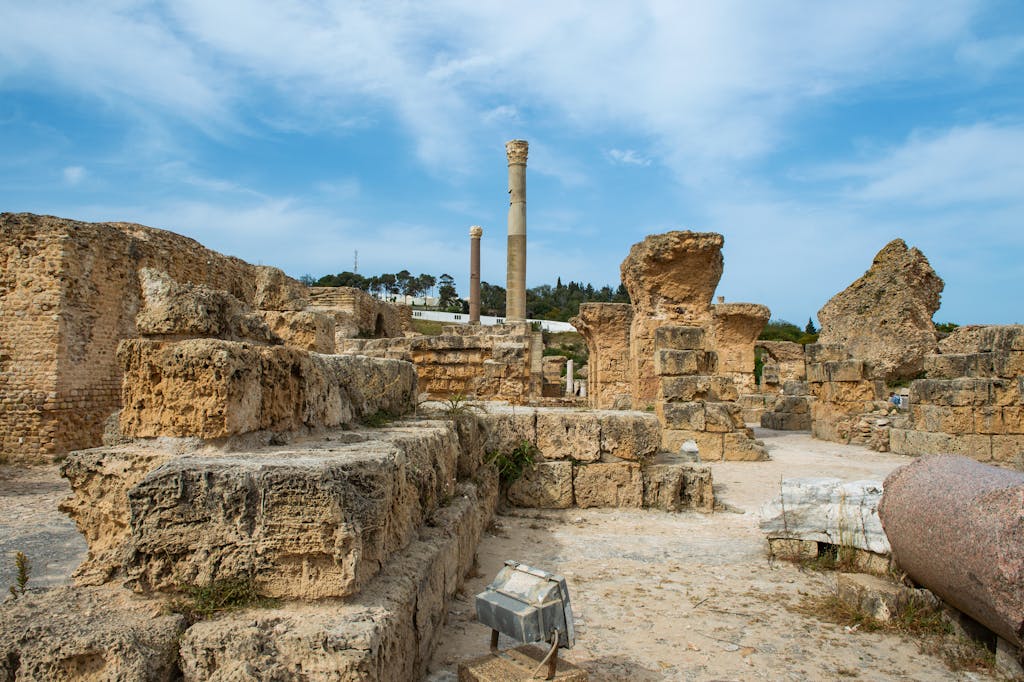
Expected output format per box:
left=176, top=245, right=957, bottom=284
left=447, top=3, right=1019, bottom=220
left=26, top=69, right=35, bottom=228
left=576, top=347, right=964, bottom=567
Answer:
left=756, top=340, right=807, bottom=388
left=620, top=232, right=724, bottom=403
left=760, top=381, right=815, bottom=431
left=307, top=286, right=411, bottom=340
left=337, top=323, right=536, bottom=401
left=806, top=344, right=888, bottom=443
left=572, top=303, right=633, bottom=409
left=711, top=302, right=771, bottom=394
left=655, top=325, right=767, bottom=461
left=890, top=325, right=1024, bottom=468
left=1, top=214, right=263, bottom=462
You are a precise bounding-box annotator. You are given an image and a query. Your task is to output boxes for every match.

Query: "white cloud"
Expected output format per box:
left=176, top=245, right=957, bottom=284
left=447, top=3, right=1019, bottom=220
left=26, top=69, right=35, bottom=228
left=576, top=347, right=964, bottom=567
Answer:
left=827, top=123, right=1024, bottom=208
left=1, top=2, right=982, bottom=179
left=62, top=165, right=85, bottom=185
left=607, top=149, right=651, bottom=166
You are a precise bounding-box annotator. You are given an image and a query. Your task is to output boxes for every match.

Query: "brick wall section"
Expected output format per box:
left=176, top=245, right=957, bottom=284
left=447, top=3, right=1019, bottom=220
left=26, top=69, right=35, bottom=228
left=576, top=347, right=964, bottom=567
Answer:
left=1, top=213, right=291, bottom=463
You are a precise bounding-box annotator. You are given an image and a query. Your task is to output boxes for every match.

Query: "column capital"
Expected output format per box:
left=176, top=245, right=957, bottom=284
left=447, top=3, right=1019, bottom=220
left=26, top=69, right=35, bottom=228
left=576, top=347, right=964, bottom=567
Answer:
left=505, top=139, right=529, bottom=164
left=469, top=225, right=483, bottom=238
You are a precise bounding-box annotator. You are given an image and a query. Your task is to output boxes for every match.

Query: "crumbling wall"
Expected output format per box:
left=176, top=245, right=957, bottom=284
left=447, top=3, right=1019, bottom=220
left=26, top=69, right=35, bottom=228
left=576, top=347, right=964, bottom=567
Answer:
left=756, top=340, right=807, bottom=388
left=711, top=303, right=771, bottom=395
left=572, top=303, right=633, bottom=409
left=890, top=325, right=1024, bottom=468
left=337, top=323, right=537, bottom=402
left=655, top=325, right=767, bottom=460
left=1, top=214, right=262, bottom=462
left=307, top=286, right=411, bottom=341
left=806, top=344, right=888, bottom=443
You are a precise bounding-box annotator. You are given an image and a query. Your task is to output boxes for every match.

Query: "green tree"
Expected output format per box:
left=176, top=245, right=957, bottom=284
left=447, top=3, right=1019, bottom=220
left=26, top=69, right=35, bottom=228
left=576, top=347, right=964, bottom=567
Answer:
left=438, top=273, right=458, bottom=310
left=805, top=317, right=817, bottom=334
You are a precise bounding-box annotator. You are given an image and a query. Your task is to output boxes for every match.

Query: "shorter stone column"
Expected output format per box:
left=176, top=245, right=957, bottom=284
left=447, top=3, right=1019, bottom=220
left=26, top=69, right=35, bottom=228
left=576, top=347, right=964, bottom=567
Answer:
left=565, top=359, right=574, bottom=396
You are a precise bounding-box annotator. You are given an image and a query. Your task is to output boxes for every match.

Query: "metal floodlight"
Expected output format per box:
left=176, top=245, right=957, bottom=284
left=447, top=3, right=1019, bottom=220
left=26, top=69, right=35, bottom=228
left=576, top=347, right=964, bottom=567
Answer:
left=475, top=560, right=575, bottom=680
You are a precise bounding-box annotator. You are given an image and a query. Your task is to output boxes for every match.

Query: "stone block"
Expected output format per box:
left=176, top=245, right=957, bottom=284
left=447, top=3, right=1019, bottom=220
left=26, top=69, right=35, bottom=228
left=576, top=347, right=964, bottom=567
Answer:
left=654, top=349, right=716, bottom=376
left=259, top=310, right=335, bottom=353
left=722, top=431, right=769, bottom=461
left=991, top=435, right=1024, bottom=465
left=124, top=425, right=460, bottom=599
left=181, top=474, right=497, bottom=682
left=480, top=408, right=537, bottom=457
left=804, top=343, right=849, bottom=364
left=703, top=402, right=744, bottom=433
left=459, top=644, right=589, bottom=681
left=992, top=350, right=1024, bottom=379
left=662, top=429, right=724, bottom=460
left=506, top=461, right=574, bottom=508
left=910, top=378, right=997, bottom=407
left=597, top=410, right=660, bottom=462
left=924, top=353, right=993, bottom=379
left=118, top=339, right=416, bottom=439
left=135, top=268, right=279, bottom=344
left=761, top=411, right=811, bottom=431
left=974, top=406, right=1006, bottom=435
left=806, top=362, right=828, bottom=384
left=836, top=573, right=922, bottom=622
left=910, top=404, right=976, bottom=434
left=827, top=360, right=866, bottom=382
left=658, top=401, right=705, bottom=431
left=642, top=461, right=713, bottom=512
left=573, top=462, right=643, bottom=508
left=760, top=478, right=890, bottom=554
left=783, top=380, right=810, bottom=395
left=0, top=585, right=186, bottom=681
left=659, top=375, right=737, bottom=402
left=653, top=325, right=705, bottom=350
left=813, top=380, right=884, bottom=404
left=535, top=409, right=601, bottom=462
left=1003, top=407, right=1024, bottom=434
left=889, top=428, right=993, bottom=461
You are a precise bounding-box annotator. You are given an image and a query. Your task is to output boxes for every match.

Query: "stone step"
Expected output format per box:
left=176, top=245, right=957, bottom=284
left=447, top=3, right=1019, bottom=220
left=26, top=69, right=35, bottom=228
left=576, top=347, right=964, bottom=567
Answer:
left=63, top=422, right=469, bottom=600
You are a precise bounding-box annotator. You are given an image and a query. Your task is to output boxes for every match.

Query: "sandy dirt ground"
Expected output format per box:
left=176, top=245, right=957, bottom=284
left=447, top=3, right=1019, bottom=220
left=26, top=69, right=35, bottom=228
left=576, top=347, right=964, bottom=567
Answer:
left=0, top=464, right=85, bottom=591
left=425, top=428, right=999, bottom=682
left=0, top=430, right=1001, bottom=681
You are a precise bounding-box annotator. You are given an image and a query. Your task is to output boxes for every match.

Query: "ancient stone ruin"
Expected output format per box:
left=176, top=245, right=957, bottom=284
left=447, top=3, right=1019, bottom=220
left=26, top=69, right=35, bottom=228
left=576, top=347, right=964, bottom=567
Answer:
left=0, top=213, right=407, bottom=464
left=1, top=212, right=717, bottom=680
left=573, top=231, right=769, bottom=461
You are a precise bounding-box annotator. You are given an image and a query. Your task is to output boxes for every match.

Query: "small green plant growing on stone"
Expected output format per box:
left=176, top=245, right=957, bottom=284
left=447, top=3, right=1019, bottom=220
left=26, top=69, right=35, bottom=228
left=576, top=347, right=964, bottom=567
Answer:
left=169, top=576, right=275, bottom=622
left=487, top=440, right=537, bottom=486
left=441, top=393, right=486, bottom=422
left=8, top=551, right=30, bottom=598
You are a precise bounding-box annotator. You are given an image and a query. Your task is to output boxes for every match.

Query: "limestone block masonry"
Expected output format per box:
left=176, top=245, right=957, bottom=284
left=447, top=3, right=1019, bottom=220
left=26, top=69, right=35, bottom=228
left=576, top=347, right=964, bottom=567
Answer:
left=0, top=213, right=411, bottom=463
left=655, top=325, right=768, bottom=461
left=890, top=325, right=1024, bottom=466
left=337, top=323, right=537, bottom=401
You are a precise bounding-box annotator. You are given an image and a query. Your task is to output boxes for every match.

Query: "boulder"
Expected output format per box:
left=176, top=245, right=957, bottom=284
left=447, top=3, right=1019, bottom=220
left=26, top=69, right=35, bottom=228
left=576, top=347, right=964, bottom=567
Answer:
left=817, top=239, right=943, bottom=381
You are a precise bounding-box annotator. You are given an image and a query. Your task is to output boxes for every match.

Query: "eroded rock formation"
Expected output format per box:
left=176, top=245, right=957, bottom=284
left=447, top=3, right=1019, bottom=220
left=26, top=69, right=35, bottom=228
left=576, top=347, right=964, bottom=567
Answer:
left=817, top=239, right=943, bottom=381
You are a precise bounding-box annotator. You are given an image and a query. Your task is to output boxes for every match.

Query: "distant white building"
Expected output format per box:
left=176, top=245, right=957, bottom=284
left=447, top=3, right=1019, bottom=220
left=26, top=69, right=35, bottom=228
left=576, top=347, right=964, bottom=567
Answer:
left=411, top=309, right=576, bottom=333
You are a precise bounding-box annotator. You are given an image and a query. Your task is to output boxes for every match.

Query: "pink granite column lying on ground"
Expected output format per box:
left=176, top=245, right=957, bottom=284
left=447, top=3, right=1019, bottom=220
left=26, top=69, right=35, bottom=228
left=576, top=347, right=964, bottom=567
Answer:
left=878, top=455, right=1024, bottom=646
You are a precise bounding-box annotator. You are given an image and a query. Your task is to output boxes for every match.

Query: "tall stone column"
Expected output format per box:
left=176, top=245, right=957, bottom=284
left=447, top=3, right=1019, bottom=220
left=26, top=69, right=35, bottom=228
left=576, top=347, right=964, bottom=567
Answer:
left=469, top=225, right=483, bottom=323
left=505, top=139, right=528, bottom=322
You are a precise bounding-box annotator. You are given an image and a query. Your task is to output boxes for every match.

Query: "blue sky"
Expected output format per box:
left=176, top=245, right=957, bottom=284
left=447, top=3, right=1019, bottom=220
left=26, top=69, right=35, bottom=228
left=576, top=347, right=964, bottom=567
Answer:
left=2, top=1, right=1022, bottom=324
